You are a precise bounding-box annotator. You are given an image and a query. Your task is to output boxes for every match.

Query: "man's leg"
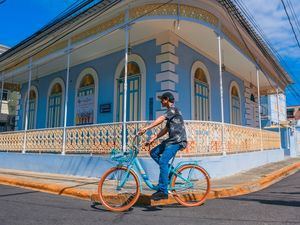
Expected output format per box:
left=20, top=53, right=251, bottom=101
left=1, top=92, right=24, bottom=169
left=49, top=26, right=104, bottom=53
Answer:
left=150, top=143, right=165, bottom=165
left=157, top=144, right=181, bottom=195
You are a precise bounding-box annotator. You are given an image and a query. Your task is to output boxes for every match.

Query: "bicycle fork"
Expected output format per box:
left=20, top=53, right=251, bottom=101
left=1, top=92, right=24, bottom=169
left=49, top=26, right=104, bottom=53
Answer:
left=116, top=165, right=134, bottom=191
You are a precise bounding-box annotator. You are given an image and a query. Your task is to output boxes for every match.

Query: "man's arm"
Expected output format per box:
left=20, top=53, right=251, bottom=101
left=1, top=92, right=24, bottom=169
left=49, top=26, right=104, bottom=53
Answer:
left=156, top=126, right=168, bottom=139
left=146, top=126, right=168, bottom=146
left=138, top=115, right=165, bottom=135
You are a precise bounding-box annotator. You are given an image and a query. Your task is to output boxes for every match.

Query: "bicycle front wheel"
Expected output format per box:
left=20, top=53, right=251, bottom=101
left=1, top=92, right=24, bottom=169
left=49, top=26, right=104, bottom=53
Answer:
left=171, top=164, right=210, bottom=207
left=98, top=167, right=140, bottom=212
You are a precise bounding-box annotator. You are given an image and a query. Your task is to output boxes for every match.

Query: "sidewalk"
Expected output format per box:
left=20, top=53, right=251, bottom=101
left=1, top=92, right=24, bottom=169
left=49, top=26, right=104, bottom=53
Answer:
left=0, top=157, right=299, bottom=206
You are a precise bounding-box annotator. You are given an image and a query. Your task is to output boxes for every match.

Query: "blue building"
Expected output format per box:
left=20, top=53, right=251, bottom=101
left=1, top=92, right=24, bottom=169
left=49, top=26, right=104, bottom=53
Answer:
left=0, top=0, right=293, bottom=178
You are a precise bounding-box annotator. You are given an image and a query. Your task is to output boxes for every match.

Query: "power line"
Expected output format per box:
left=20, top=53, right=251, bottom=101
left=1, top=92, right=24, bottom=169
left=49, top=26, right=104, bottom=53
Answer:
left=219, top=0, right=300, bottom=107
left=232, top=0, right=300, bottom=100
left=286, top=0, right=300, bottom=36
left=235, top=0, right=299, bottom=102
left=281, top=0, right=300, bottom=49
left=49, top=0, right=87, bottom=23
left=0, top=0, right=175, bottom=73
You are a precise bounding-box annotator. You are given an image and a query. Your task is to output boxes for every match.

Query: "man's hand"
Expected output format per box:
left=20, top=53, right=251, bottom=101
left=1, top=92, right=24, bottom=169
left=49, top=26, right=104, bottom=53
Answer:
left=138, top=127, right=147, bottom=136
left=145, top=134, right=157, bottom=147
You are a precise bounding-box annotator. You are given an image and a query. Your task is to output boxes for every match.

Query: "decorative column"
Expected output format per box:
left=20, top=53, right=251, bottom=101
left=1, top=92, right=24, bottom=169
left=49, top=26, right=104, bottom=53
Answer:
left=244, top=79, right=259, bottom=128
left=23, top=57, right=33, bottom=154
left=155, top=31, right=179, bottom=117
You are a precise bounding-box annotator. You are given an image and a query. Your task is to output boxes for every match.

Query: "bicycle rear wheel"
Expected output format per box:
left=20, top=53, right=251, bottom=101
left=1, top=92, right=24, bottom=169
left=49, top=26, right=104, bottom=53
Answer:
left=98, top=167, right=140, bottom=212
left=171, top=164, right=210, bottom=207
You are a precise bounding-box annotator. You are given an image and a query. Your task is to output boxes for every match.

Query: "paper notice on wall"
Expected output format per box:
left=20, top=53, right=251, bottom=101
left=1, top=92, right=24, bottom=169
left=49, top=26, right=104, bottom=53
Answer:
left=76, top=95, right=94, bottom=125
left=269, top=94, right=287, bottom=123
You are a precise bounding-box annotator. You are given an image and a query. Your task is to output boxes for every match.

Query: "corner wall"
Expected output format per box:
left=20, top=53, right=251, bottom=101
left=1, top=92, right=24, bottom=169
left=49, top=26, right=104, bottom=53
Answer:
left=0, top=149, right=284, bottom=179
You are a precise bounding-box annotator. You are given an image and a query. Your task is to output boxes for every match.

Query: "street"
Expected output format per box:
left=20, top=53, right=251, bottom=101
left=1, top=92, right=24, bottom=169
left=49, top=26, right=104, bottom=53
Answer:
left=0, top=171, right=299, bottom=225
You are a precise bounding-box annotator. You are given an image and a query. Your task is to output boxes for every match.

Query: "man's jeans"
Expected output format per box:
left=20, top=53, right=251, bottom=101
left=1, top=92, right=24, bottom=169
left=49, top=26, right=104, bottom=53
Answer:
left=150, top=143, right=182, bottom=194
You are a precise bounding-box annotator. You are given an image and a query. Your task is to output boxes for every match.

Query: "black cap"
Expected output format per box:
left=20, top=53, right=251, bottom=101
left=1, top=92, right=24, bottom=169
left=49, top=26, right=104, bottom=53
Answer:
left=158, top=92, right=175, bottom=103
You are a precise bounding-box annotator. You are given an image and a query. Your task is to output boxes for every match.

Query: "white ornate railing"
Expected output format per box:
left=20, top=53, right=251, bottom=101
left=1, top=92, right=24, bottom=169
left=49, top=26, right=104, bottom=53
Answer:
left=0, top=121, right=280, bottom=155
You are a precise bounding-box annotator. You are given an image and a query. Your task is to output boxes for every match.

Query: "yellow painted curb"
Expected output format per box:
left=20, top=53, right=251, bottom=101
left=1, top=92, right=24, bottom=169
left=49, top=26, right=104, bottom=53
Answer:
left=0, top=177, right=93, bottom=200
left=208, top=162, right=300, bottom=199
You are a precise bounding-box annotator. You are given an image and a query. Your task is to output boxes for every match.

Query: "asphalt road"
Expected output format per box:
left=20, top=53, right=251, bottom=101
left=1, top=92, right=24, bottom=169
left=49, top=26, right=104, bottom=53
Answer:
left=0, top=171, right=299, bottom=225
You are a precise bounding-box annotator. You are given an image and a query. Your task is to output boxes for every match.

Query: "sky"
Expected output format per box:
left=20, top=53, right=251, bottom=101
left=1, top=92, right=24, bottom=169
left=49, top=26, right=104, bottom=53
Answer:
left=0, top=0, right=299, bottom=106
left=0, top=0, right=77, bottom=46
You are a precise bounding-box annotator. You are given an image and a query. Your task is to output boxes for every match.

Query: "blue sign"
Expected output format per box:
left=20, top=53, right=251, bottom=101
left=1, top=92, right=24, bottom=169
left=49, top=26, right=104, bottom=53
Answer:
left=100, top=103, right=111, bottom=113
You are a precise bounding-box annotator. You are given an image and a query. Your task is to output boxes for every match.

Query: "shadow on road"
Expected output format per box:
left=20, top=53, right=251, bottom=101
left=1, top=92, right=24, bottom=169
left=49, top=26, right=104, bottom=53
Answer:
left=0, top=190, right=39, bottom=198
left=227, top=196, right=300, bottom=207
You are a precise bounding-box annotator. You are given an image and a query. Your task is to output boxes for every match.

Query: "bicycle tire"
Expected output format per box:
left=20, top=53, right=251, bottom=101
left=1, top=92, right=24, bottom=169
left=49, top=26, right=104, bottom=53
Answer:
left=170, top=164, right=210, bottom=207
left=98, top=167, right=140, bottom=212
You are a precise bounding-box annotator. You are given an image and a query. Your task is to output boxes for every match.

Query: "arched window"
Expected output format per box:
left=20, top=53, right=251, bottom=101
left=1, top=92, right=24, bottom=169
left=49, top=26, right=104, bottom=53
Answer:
left=75, top=71, right=96, bottom=125
left=24, top=87, right=38, bottom=130
left=47, top=82, right=63, bottom=128
left=231, top=84, right=241, bottom=125
left=117, top=62, right=141, bottom=122
left=194, top=68, right=209, bottom=120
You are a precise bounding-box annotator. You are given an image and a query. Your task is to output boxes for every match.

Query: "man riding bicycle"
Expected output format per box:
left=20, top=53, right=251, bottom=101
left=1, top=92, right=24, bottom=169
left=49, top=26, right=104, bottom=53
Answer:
left=138, top=92, right=187, bottom=201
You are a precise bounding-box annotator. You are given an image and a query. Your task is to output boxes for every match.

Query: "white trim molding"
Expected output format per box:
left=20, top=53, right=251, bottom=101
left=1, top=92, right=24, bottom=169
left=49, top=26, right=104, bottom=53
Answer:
left=229, top=80, right=242, bottom=125
left=45, top=77, right=65, bottom=128
left=22, top=85, right=39, bottom=129
left=113, top=54, right=146, bottom=121
left=190, top=60, right=211, bottom=120
left=74, top=67, right=99, bottom=125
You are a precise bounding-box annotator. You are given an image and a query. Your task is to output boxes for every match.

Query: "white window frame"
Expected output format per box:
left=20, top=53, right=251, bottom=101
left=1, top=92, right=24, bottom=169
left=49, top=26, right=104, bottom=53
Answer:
left=74, top=67, right=99, bottom=125
left=113, top=54, right=146, bottom=122
left=229, top=81, right=242, bottom=125
left=46, top=77, right=65, bottom=128
left=190, top=61, right=211, bottom=120
left=22, top=85, right=38, bottom=130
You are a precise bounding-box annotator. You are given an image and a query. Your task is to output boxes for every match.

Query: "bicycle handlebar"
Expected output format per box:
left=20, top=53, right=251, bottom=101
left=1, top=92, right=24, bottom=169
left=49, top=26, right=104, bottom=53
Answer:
left=129, top=134, right=152, bottom=154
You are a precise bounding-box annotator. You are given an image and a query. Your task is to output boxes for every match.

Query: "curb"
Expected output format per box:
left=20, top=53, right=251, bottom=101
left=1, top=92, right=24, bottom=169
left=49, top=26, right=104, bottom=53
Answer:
left=207, top=162, right=300, bottom=199
left=0, top=162, right=299, bottom=207
left=0, top=177, right=93, bottom=200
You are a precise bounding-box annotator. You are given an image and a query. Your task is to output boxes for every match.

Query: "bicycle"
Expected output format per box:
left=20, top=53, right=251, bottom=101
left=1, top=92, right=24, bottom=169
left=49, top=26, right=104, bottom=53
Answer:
left=98, top=136, right=211, bottom=212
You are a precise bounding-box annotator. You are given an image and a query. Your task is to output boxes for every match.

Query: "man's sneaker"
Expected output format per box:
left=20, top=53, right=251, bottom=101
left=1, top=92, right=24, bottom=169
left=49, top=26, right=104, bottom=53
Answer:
left=151, top=191, right=168, bottom=201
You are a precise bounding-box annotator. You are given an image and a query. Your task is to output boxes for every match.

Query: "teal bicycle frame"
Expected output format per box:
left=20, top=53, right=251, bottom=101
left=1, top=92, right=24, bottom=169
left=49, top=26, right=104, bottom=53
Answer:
left=114, top=144, right=200, bottom=193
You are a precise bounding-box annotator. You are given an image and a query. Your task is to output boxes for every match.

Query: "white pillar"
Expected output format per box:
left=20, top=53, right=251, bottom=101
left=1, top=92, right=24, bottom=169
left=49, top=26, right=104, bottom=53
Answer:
left=256, top=68, right=263, bottom=151
left=62, top=39, right=72, bottom=155
left=217, top=33, right=226, bottom=155
left=276, top=87, right=282, bottom=149
left=23, top=57, right=33, bottom=154
left=122, top=8, right=129, bottom=152
left=0, top=72, right=4, bottom=114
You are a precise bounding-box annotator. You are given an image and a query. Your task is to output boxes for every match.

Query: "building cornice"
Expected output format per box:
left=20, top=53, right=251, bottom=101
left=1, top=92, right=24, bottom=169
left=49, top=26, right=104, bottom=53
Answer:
left=0, top=1, right=292, bottom=89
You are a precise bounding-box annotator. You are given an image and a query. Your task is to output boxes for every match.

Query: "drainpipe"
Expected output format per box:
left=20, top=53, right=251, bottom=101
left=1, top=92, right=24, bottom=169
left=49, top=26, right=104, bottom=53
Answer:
left=62, top=39, right=72, bottom=155
left=23, top=57, right=33, bottom=154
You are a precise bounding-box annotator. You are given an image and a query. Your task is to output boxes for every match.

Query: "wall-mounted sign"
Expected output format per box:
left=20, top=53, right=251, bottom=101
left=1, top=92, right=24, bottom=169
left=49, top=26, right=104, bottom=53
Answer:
left=76, top=94, right=94, bottom=125
left=269, top=94, right=287, bottom=123
left=100, top=103, right=111, bottom=113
